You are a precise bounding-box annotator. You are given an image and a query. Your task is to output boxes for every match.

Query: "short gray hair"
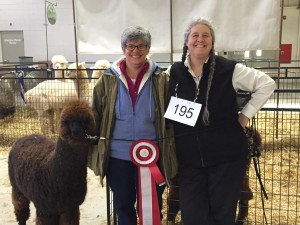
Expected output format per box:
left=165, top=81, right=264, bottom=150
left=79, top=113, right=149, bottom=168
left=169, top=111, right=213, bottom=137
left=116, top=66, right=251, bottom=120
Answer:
left=121, top=26, right=151, bottom=52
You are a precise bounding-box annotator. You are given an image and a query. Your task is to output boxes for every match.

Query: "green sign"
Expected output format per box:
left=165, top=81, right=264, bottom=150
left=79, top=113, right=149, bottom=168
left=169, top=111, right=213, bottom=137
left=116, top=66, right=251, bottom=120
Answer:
left=47, top=5, right=57, bottom=25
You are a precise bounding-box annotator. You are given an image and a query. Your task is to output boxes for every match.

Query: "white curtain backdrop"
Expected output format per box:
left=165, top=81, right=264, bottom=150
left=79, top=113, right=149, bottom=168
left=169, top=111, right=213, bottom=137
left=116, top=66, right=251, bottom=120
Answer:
left=74, top=0, right=281, bottom=54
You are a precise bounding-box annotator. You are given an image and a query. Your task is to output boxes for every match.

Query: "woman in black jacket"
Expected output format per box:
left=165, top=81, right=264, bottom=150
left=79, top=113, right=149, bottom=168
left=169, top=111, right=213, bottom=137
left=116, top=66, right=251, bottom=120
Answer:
left=167, top=17, right=275, bottom=225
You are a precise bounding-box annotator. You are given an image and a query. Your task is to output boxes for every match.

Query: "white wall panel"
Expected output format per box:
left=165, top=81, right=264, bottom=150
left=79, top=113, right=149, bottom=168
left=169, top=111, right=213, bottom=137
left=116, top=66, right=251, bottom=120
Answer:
left=75, top=0, right=281, bottom=55
left=75, top=0, right=171, bottom=54
left=282, top=7, right=300, bottom=63
left=0, top=0, right=75, bottom=62
left=1, top=0, right=299, bottom=64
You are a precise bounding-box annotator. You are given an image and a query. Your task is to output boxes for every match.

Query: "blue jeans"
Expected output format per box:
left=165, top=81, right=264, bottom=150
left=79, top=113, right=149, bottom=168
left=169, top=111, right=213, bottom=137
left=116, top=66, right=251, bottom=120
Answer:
left=106, top=157, right=165, bottom=225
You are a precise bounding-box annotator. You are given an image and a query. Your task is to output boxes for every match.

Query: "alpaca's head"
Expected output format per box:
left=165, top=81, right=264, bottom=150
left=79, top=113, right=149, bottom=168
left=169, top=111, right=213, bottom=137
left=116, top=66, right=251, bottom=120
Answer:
left=92, top=59, right=110, bottom=70
left=245, top=127, right=262, bottom=158
left=65, top=62, right=88, bottom=79
left=91, top=59, right=110, bottom=79
left=51, top=55, right=68, bottom=79
left=59, top=101, right=96, bottom=144
left=52, top=62, right=68, bottom=70
left=51, top=55, right=68, bottom=69
left=245, top=127, right=262, bottom=148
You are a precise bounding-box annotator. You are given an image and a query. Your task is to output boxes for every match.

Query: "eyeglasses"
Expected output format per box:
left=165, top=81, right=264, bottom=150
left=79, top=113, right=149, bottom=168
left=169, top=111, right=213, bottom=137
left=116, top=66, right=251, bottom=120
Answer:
left=125, top=44, right=147, bottom=51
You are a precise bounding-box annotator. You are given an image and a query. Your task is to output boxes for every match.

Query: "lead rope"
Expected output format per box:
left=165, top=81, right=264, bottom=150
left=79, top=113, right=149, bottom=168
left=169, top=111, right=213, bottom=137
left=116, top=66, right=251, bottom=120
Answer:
left=248, top=117, right=268, bottom=224
left=175, top=82, right=199, bottom=102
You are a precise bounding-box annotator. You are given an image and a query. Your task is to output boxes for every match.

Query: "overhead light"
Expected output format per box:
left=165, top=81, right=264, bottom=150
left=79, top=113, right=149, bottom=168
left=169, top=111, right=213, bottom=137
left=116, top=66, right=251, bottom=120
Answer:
left=244, top=50, right=250, bottom=58
left=256, top=50, right=262, bottom=56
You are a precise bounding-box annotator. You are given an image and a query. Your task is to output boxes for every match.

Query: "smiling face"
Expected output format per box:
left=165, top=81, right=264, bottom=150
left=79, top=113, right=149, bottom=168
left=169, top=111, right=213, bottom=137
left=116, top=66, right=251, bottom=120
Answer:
left=124, top=39, right=149, bottom=68
left=186, top=23, right=213, bottom=60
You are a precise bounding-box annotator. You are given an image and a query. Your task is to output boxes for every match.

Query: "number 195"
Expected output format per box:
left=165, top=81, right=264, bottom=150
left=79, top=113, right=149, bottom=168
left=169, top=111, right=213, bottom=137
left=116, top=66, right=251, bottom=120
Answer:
left=174, top=104, right=194, bottom=118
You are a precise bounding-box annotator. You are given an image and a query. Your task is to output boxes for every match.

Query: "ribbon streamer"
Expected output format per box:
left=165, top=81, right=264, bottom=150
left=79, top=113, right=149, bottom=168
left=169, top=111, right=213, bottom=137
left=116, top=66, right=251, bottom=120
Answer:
left=130, top=139, right=165, bottom=225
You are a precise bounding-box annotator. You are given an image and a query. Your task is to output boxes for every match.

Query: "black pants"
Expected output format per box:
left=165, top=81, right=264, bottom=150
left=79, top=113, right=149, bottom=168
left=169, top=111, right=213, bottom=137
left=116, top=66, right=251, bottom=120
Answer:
left=179, top=159, right=247, bottom=225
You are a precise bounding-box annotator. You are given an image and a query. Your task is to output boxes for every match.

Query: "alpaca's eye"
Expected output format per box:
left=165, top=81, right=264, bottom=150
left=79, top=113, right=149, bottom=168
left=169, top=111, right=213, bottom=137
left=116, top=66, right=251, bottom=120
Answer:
left=84, top=119, right=90, bottom=125
left=64, top=119, right=70, bottom=125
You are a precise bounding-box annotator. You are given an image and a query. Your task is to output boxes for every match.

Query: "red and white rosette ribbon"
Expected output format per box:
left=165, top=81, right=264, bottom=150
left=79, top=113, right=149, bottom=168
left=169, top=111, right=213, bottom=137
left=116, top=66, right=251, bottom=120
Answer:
left=130, top=139, right=165, bottom=225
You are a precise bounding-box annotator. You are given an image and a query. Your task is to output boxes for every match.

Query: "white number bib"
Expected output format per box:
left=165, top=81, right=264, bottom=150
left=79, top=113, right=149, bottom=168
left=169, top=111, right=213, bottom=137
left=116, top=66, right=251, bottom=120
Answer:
left=164, top=96, right=202, bottom=127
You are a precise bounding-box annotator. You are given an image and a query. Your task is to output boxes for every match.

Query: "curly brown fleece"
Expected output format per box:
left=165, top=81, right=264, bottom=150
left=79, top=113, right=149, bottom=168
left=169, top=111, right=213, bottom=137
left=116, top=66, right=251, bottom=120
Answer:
left=8, top=100, right=96, bottom=225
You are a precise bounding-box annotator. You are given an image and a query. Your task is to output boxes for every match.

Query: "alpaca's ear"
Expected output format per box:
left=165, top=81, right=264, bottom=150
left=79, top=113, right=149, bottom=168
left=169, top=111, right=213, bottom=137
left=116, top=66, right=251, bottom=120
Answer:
left=77, top=62, right=85, bottom=69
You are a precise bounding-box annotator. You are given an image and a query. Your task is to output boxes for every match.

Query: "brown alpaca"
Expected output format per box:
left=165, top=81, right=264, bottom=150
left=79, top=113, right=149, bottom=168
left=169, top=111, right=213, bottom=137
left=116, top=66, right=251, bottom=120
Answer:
left=167, top=127, right=262, bottom=225
left=8, top=100, right=96, bottom=225
left=167, top=175, right=180, bottom=223
left=236, top=127, right=262, bottom=225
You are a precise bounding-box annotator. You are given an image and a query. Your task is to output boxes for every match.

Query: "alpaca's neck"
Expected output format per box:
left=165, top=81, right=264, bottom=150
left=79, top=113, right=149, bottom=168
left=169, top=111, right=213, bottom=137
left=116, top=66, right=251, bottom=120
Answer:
left=52, top=137, right=89, bottom=172
left=55, top=70, right=65, bottom=79
left=73, top=72, right=91, bottom=101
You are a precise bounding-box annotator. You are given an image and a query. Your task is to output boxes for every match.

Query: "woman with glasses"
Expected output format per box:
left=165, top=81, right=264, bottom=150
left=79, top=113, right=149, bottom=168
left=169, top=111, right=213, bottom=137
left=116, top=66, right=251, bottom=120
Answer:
left=88, top=26, right=178, bottom=225
left=167, top=18, right=275, bottom=225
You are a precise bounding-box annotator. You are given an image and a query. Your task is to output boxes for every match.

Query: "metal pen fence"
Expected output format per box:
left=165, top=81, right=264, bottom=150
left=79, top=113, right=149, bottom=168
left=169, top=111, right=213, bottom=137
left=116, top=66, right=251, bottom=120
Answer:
left=0, top=64, right=300, bottom=224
